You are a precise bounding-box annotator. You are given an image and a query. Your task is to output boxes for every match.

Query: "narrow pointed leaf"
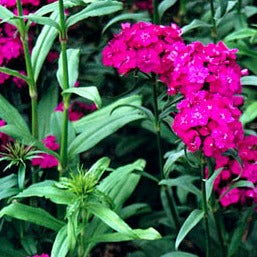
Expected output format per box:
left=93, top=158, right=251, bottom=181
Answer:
left=57, top=48, right=80, bottom=88
left=62, top=86, right=101, bottom=108
left=175, top=209, right=204, bottom=250
left=66, top=0, right=123, bottom=27
left=0, top=203, right=64, bottom=231
left=87, top=202, right=138, bottom=238
left=0, top=67, right=29, bottom=83
left=205, top=168, right=223, bottom=201
left=51, top=225, right=69, bottom=257
left=161, top=251, right=199, bottom=257
left=158, top=0, right=177, bottom=19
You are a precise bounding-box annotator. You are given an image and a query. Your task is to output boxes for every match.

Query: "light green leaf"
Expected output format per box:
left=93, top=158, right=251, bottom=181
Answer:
left=69, top=95, right=144, bottom=157
left=175, top=209, right=204, bottom=249
left=241, top=75, right=257, bottom=86
left=57, top=48, right=80, bottom=88
left=0, top=203, right=64, bottom=231
left=66, top=0, right=123, bottom=27
left=161, top=251, right=199, bottom=257
left=22, top=15, right=60, bottom=30
left=51, top=226, right=69, bottom=257
left=182, top=19, right=212, bottom=34
left=205, top=168, right=223, bottom=201
left=0, top=67, right=29, bottom=83
left=62, top=86, right=101, bottom=108
left=164, top=150, right=185, bottom=176
left=87, top=202, right=138, bottom=238
left=103, top=12, right=150, bottom=33
left=240, top=101, right=257, bottom=125
left=120, top=203, right=151, bottom=220
left=15, top=180, right=74, bottom=205
left=0, top=174, right=19, bottom=200
left=31, top=11, right=59, bottom=81
left=158, top=0, right=177, bottom=20
left=225, top=28, right=257, bottom=41
left=88, top=157, right=111, bottom=182
left=159, top=176, right=201, bottom=198
left=90, top=227, right=161, bottom=243
left=0, top=6, right=18, bottom=26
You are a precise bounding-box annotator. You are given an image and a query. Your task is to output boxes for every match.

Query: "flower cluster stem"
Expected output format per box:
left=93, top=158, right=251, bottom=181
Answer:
left=151, top=75, right=180, bottom=231
left=152, top=0, right=160, bottom=24
left=214, top=209, right=226, bottom=256
left=209, top=0, right=218, bottom=43
left=58, top=0, right=70, bottom=174
left=16, top=0, right=38, bottom=139
left=201, top=157, right=211, bottom=257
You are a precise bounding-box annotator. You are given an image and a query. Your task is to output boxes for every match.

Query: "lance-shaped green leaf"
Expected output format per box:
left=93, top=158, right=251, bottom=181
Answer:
left=175, top=209, right=204, bottom=250
left=88, top=157, right=111, bottom=183
left=62, top=86, right=101, bottom=108
left=0, top=6, right=19, bottom=27
left=69, top=95, right=144, bottom=157
left=90, top=227, right=161, bottom=244
left=241, top=75, right=257, bottom=86
left=103, top=12, right=150, bottom=33
left=31, top=11, right=59, bottom=81
left=0, top=174, right=19, bottom=200
left=164, top=150, right=185, bottom=176
left=0, top=94, right=30, bottom=133
left=159, top=176, right=201, bottom=198
left=158, top=0, right=177, bottom=20
left=51, top=225, right=69, bottom=257
left=22, top=15, right=61, bottom=31
left=15, top=180, right=74, bottom=205
left=57, top=48, right=80, bottom=88
left=205, top=168, right=223, bottom=201
left=0, top=67, right=29, bottom=83
left=161, top=252, right=199, bottom=257
left=240, top=101, right=257, bottom=125
left=0, top=203, right=64, bottom=231
left=66, top=0, right=123, bottom=27
left=182, top=19, right=211, bottom=34
left=87, top=202, right=138, bottom=238
left=225, top=28, right=257, bottom=41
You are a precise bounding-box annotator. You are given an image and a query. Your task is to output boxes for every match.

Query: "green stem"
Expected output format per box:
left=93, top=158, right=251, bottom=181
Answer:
left=214, top=209, right=226, bottom=256
left=201, top=157, right=211, bottom=257
left=178, top=0, right=186, bottom=26
left=151, top=75, right=163, bottom=178
left=209, top=0, right=218, bottom=43
left=237, top=0, right=242, bottom=14
left=16, top=0, right=38, bottom=139
left=151, top=75, right=180, bottom=230
left=58, top=0, right=70, bottom=174
left=152, top=0, right=160, bottom=24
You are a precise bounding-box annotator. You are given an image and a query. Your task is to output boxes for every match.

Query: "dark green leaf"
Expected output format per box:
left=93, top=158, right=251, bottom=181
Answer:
left=0, top=67, right=29, bottom=83
left=103, top=12, right=150, bottom=33
left=205, top=168, right=223, bottom=201
left=182, top=19, right=212, bottom=34
left=158, top=0, right=177, bottom=19
left=0, top=203, right=64, bottom=231
left=66, top=0, right=123, bottom=27
left=161, top=251, right=199, bottom=257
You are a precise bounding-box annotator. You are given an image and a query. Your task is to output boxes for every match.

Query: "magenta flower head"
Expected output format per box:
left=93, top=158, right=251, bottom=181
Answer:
left=102, top=22, right=184, bottom=75
left=32, top=135, right=59, bottom=169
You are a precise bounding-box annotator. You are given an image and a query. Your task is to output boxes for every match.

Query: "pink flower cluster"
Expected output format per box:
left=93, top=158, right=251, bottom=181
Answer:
left=102, top=21, right=257, bottom=208
left=55, top=101, right=97, bottom=121
left=0, top=0, right=56, bottom=86
left=102, top=22, right=184, bottom=75
left=32, top=135, right=59, bottom=169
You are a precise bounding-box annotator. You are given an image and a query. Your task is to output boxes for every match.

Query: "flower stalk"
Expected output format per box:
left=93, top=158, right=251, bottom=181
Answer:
left=16, top=0, right=38, bottom=139
left=209, top=0, right=218, bottom=43
left=58, top=0, right=70, bottom=174
left=152, top=0, right=160, bottom=24
left=201, top=157, right=210, bottom=257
